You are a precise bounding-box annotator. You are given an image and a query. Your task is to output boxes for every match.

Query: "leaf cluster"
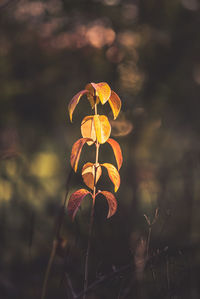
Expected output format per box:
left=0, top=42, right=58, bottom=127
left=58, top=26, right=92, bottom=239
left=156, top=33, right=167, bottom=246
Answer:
left=67, top=82, right=123, bottom=220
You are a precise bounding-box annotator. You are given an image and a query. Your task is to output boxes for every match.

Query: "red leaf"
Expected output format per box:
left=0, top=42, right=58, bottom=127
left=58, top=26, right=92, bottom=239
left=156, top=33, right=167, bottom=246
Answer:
left=101, top=163, right=120, bottom=192
left=68, top=189, right=92, bottom=220
left=97, top=191, right=117, bottom=218
left=68, top=90, right=89, bottom=122
left=107, top=138, right=123, bottom=170
left=70, top=138, right=91, bottom=172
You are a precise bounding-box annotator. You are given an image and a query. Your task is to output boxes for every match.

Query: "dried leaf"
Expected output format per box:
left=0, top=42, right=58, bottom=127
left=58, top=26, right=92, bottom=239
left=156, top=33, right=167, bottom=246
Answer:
left=101, top=163, right=120, bottom=192
left=81, top=116, right=96, bottom=146
left=68, top=90, right=89, bottom=122
left=97, top=191, right=117, bottom=218
left=70, top=138, right=91, bottom=172
left=94, top=115, right=111, bottom=144
left=68, top=189, right=91, bottom=220
left=107, top=138, right=123, bottom=170
left=82, top=162, right=102, bottom=190
left=85, top=83, right=96, bottom=108
left=108, top=90, right=121, bottom=120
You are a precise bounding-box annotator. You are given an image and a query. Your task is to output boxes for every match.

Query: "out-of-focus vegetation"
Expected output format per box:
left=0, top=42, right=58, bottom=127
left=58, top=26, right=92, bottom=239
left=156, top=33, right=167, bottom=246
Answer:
left=1, top=0, right=200, bottom=298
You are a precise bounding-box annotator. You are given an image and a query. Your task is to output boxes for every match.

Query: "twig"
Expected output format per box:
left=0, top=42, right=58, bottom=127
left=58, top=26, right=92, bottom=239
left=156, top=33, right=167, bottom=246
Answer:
left=77, top=264, right=130, bottom=299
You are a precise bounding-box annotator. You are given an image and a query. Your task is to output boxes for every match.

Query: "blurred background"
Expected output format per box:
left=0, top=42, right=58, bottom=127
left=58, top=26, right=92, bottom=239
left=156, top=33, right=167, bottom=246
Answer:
left=1, top=0, right=200, bottom=298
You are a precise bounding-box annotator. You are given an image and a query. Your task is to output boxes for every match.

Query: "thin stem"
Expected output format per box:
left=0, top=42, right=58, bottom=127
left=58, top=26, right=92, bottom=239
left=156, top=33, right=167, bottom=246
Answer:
left=146, top=226, right=152, bottom=260
left=83, top=102, right=99, bottom=299
left=41, top=169, right=73, bottom=299
left=41, top=240, right=57, bottom=299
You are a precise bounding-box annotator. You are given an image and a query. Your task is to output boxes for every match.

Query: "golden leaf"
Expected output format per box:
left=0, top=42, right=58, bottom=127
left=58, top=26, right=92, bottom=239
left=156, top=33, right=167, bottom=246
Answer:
left=68, top=90, right=89, bottom=122
left=92, top=82, right=111, bottom=104
left=101, top=163, right=120, bottom=192
left=82, top=162, right=102, bottom=190
left=107, top=138, right=123, bottom=170
left=93, top=115, right=111, bottom=144
left=108, top=90, right=122, bottom=119
left=81, top=115, right=96, bottom=146
left=68, top=189, right=92, bottom=220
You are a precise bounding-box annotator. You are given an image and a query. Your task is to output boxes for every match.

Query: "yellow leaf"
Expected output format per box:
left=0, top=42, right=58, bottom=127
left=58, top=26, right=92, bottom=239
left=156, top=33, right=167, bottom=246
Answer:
left=97, top=191, right=117, bottom=218
left=91, top=82, right=111, bottom=104
left=70, top=138, right=91, bottom=172
left=107, top=138, right=123, bottom=170
left=108, top=90, right=121, bottom=119
left=82, top=162, right=102, bottom=190
left=68, top=90, right=89, bottom=122
left=94, top=115, right=111, bottom=144
left=81, top=116, right=96, bottom=146
left=68, top=189, right=92, bottom=220
left=101, top=163, right=120, bottom=192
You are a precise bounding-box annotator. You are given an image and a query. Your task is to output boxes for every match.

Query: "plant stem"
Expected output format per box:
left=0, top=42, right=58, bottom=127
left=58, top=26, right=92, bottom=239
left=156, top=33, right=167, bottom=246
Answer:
left=146, top=226, right=152, bottom=260
left=41, top=169, right=73, bottom=299
left=83, top=102, right=99, bottom=299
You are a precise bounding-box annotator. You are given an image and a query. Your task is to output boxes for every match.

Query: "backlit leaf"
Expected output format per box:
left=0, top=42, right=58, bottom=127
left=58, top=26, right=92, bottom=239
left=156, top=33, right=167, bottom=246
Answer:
left=108, top=90, right=121, bottom=119
left=68, top=90, right=89, bottom=122
left=82, top=162, right=102, bottom=190
left=70, top=138, right=91, bottom=172
left=97, top=191, right=117, bottom=218
left=92, top=82, right=111, bottom=104
left=81, top=116, right=96, bottom=146
left=107, top=138, right=123, bottom=170
left=101, top=163, right=120, bottom=192
left=94, top=115, right=111, bottom=144
left=68, top=189, right=91, bottom=220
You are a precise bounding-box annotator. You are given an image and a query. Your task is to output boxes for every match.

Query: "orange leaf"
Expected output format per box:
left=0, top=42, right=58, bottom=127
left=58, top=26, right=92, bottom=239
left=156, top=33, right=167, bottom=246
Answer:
left=101, top=163, right=120, bottom=192
left=107, top=138, right=123, bottom=170
left=91, top=82, right=111, bottom=104
left=97, top=191, right=117, bottom=218
left=82, top=162, right=102, bottom=190
left=81, top=116, right=96, bottom=146
left=108, top=90, right=121, bottom=120
left=68, top=90, right=89, bottom=122
left=94, top=115, right=111, bottom=144
left=68, top=189, right=92, bottom=220
left=70, top=138, right=91, bottom=172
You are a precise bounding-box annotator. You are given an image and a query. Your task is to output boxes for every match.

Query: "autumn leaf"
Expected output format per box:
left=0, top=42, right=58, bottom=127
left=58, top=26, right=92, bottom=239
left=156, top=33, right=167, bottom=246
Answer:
left=101, top=163, right=120, bottom=192
left=68, top=90, right=89, bottom=122
left=97, top=191, right=117, bottom=218
left=70, top=138, right=91, bottom=172
left=82, top=162, right=102, bottom=190
left=107, top=138, right=123, bottom=170
left=85, top=83, right=97, bottom=107
left=81, top=116, right=96, bottom=146
left=108, top=90, right=121, bottom=120
left=68, top=189, right=92, bottom=220
left=92, top=82, right=111, bottom=104
left=94, top=115, right=111, bottom=144
left=86, top=82, right=111, bottom=105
